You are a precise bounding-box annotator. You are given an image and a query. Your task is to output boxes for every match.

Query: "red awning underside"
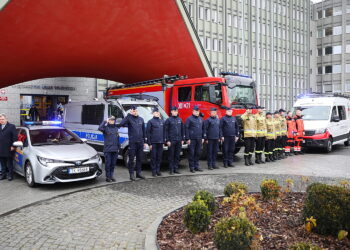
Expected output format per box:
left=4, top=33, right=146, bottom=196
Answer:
left=0, top=0, right=209, bottom=88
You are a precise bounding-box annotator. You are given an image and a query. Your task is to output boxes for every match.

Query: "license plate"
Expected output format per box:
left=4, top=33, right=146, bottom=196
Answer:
left=68, top=167, right=89, bottom=174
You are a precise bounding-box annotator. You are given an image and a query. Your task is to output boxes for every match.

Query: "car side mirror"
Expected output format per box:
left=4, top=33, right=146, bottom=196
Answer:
left=13, top=141, right=23, bottom=148
left=331, top=116, right=340, bottom=122
left=81, top=138, right=88, bottom=143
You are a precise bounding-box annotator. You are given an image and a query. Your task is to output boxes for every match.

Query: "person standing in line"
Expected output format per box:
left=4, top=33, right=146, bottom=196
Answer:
left=264, top=112, right=276, bottom=162
left=0, top=114, right=17, bottom=181
left=254, top=106, right=267, bottom=164
left=220, top=107, right=239, bottom=168
left=185, top=106, right=204, bottom=173
left=118, top=106, right=147, bottom=181
left=273, top=111, right=282, bottom=160
left=146, top=107, right=165, bottom=177
left=286, top=111, right=296, bottom=156
left=164, top=106, right=184, bottom=175
left=241, top=108, right=257, bottom=166
left=204, top=108, right=221, bottom=170
left=29, top=105, right=39, bottom=121
left=294, top=109, right=305, bottom=155
left=279, top=109, right=288, bottom=159
left=98, top=116, right=120, bottom=182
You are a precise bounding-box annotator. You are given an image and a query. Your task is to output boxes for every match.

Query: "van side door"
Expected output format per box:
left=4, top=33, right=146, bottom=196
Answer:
left=337, top=105, right=348, bottom=141
left=329, top=106, right=342, bottom=141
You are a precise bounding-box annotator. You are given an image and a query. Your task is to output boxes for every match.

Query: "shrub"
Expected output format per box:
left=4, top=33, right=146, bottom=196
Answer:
left=193, top=190, right=216, bottom=213
left=289, top=242, right=321, bottom=250
left=303, top=183, right=350, bottom=237
left=183, top=200, right=211, bottom=234
left=224, top=182, right=248, bottom=197
left=260, top=179, right=281, bottom=200
left=214, top=216, right=256, bottom=250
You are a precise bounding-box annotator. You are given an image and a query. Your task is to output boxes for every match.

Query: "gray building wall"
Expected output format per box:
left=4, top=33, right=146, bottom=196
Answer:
left=183, top=0, right=312, bottom=111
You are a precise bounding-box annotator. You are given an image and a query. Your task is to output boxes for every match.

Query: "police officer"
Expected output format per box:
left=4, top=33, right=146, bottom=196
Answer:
left=185, top=106, right=204, bottom=173
left=204, top=108, right=221, bottom=170
left=254, top=106, right=267, bottom=164
left=118, top=106, right=147, bottom=181
left=273, top=111, right=282, bottom=160
left=279, top=109, right=288, bottom=158
left=264, top=112, right=276, bottom=162
left=164, top=106, right=184, bottom=175
left=98, top=116, right=120, bottom=182
left=241, top=108, right=257, bottom=166
left=220, top=107, right=239, bottom=168
left=146, top=107, right=165, bottom=177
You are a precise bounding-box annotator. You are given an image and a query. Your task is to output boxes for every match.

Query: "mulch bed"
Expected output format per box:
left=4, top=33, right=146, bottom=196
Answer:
left=157, top=193, right=350, bottom=249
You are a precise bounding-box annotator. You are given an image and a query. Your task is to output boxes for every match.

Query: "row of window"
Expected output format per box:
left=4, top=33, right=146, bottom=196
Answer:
left=318, top=64, right=350, bottom=74
left=316, top=6, right=345, bottom=20
left=317, top=25, right=350, bottom=38
left=316, top=83, right=350, bottom=93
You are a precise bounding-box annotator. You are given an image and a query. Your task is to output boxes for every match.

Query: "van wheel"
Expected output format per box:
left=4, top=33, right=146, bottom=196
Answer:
left=123, top=149, right=129, bottom=168
left=325, top=138, right=333, bottom=153
left=25, top=162, right=36, bottom=187
left=344, top=133, right=350, bottom=146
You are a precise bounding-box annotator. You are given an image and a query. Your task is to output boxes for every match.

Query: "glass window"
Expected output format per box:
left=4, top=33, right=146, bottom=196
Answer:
left=317, top=29, right=323, bottom=38
left=325, top=27, right=333, bottom=36
left=212, top=38, right=218, bottom=51
left=346, top=82, right=350, bottom=92
left=205, top=8, right=210, bottom=21
left=333, top=7, right=342, bottom=16
left=218, top=39, right=223, bottom=52
left=333, top=45, right=342, bottom=54
left=338, top=106, right=346, bottom=120
left=325, top=65, right=332, bottom=74
left=199, top=6, right=204, bottom=19
left=346, top=44, right=350, bottom=53
left=317, top=48, right=322, bottom=56
left=227, top=42, right=232, bottom=54
left=82, top=104, right=105, bottom=125
left=324, top=85, right=333, bottom=92
left=30, top=129, right=82, bottom=146
left=347, top=25, right=350, bottom=33
left=109, top=105, right=124, bottom=119
left=325, top=8, right=333, bottom=17
left=347, top=6, right=350, bottom=14
left=317, top=66, right=323, bottom=74
left=178, top=87, right=192, bottom=102
left=333, top=64, right=341, bottom=73
left=333, top=26, right=342, bottom=35
left=324, top=46, right=333, bottom=55
left=195, top=86, right=209, bottom=102
left=228, top=14, right=232, bottom=26
left=317, top=10, right=323, bottom=19
left=233, top=15, right=237, bottom=27
left=346, top=64, right=350, bottom=73
left=205, top=37, right=211, bottom=50
left=294, top=106, right=330, bottom=120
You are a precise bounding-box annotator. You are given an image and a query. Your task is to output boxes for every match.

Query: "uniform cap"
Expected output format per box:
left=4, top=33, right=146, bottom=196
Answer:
left=152, top=107, right=159, bottom=112
left=193, top=105, right=200, bottom=111
left=266, top=112, right=272, bottom=116
left=274, top=111, right=279, bottom=115
left=223, top=106, right=232, bottom=110
left=210, top=107, right=217, bottom=111
left=279, top=108, right=286, bottom=113
left=108, top=115, right=116, bottom=120
left=130, top=105, right=137, bottom=110
left=257, top=106, right=265, bottom=109
left=170, top=106, right=178, bottom=111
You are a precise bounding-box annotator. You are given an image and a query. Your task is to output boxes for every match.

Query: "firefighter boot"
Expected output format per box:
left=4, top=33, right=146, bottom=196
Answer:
left=248, top=154, right=254, bottom=165
left=269, top=154, right=275, bottom=162
left=259, top=154, right=265, bottom=164
left=265, top=154, right=271, bottom=162
left=244, top=156, right=250, bottom=166
left=273, top=151, right=278, bottom=161
left=255, top=153, right=260, bottom=164
left=281, top=150, right=286, bottom=159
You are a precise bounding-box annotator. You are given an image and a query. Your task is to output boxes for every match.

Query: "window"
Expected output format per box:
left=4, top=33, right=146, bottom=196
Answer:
left=346, top=82, right=350, bottom=92
left=109, top=105, right=124, bottom=119
left=333, top=7, right=342, bottom=16
left=317, top=29, right=323, bottom=38
left=212, top=10, right=217, bottom=22
left=318, top=48, right=322, bottom=56
left=347, top=6, right=350, bottom=14
left=333, top=45, right=342, bottom=54
left=212, top=38, right=218, bottom=51
left=218, top=39, right=223, bottom=52
left=346, top=44, right=350, bottom=53
left=195, top=86, right=210, bottom=102
left=338, top=106, right=346, bottom=120
left=324, top=46, right=333, bottom=55
left=188, top=3, right=193, bottom=17
left=331, top=106, right=338, bottom=118
left=199, top=7, right=204, bottom=19
left=227, top=42, right=232, bottom=54
left=333, top=64, right=341, bottom=73
left=325, top=27, right=333, bottom=36
left=347, top=64, right=350, bottom=73
left=317, top=10, right=323, bottom=19
left=82, top=104, right=105, bottom=125
left=205, top=8, right=210, bottom=21
left=325, top=8, right=333, bottom=17
left=228, top=14, right=232, bottom=26
left=325, top=65, right=332, bottom=74
left=205, top=37, right=211, bottom=50
left=347, top=25, right=350, bottom=33
left=333, top=26, right=342, bottom=35
left=178, top=87, right=192, bottom=102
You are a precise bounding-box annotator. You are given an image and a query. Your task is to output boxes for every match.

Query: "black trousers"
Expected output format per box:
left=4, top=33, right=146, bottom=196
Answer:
left=274, top=136, right=281, bottom=151
left=188, top=139, right=202, bottom=170
left=244, top=137, right=255, bottom=156
left=104, top=152, right=118, bottom=179
left=150, top=143, right=163, bottom=174
left=207, top=139, right=219, bottom=167
left=281, top=135, right=287, bottom=151
left=264, top=139, right=274, bottom=155
left=0, top=157, right=14, bottom=178
left=255, top=137, right=265, bottom=154
left=168, top=140, right=181, bottom=172
left=128, top=141, right=143, bottom=175
left=223, top=136, right=235, bottom=165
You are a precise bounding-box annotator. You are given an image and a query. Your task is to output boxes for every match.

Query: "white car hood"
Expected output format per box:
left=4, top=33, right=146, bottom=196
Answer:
left=34, top=143, right=97, bottom=161
left=303, top=120, right=329, bottom=130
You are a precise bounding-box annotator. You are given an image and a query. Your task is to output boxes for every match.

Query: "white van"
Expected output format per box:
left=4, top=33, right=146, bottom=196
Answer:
left=63, top=97, right=169, bottom=166
left=293, top=93, right=350, bottom=152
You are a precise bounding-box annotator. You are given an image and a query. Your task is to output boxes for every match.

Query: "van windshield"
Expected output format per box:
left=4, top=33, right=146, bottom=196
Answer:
left=294, top=106, right=331, bottom=120
left=122, top=104, right=168, bottom=123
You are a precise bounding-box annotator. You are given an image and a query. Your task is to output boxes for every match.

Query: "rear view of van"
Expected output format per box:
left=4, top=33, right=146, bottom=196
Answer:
left=294, top=93, right=350, bottom=153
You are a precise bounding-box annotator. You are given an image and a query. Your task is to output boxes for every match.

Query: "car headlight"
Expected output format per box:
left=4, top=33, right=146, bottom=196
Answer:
left=314, top=128, right=327, bottom=135
left=37, top=156, right=64, bottom=166
left=89, top=154, right=100, bottom=161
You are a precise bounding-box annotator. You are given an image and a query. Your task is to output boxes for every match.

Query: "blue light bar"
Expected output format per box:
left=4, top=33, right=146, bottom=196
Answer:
left=24, top=121, right=62, bottom=126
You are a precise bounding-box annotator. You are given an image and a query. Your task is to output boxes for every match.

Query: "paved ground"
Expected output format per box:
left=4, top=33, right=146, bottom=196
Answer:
left=0, top=145, right=349, bottom=249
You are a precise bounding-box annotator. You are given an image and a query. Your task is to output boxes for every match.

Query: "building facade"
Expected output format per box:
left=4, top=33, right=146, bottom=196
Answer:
left=183, top=0, right=312, bottom=110
left=313, top=0, right=350, bottom=94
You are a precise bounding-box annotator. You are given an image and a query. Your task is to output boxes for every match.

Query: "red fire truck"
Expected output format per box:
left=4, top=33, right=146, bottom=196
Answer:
left=105, top=73, right=258, bottom=154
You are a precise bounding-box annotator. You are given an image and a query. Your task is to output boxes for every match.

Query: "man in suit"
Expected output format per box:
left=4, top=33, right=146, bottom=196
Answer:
left=0, top=114, right=17, bottom=181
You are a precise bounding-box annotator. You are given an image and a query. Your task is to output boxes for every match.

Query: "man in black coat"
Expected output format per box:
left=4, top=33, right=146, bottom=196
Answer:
left=99, top=116, right=120, bottom=182
left=0, top=114, right=17, bottom=181
left=29, top=105, right=39, bottom=121
left=146, top=107, right=165, bottom=177
left=204, top=108, right=221, bottom=170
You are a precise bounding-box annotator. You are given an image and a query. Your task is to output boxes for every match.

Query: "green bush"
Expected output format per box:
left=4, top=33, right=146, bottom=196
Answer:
left=260, top=179, right=281, bottom=200
left=224, top=182, right=248, bottom=197
left=289, top=242, right=321, bottom=250
left=303, top=183, right=350, bottom=237
left=183, top=200, right=211, bottom=234
left=214, top=216, right=256, bottom=250
left=193, top=190, right=216, bottom=213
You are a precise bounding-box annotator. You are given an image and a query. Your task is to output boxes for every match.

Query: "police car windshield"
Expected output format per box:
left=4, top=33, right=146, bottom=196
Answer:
left=123, top=105, right=168, bottom=123
left=295, top=106, right=331, bottom=120
left=30, top=129, right=82, bottom=146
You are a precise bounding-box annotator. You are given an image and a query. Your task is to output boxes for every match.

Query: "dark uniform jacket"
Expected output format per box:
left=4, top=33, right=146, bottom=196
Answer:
left=164, top=116, right=184, bottom=142
left=185, top=115, right=204, bottom=140
left=220, top=115, right=239, bottom=137
left=146, top=117, right=165, bottom=144
left=98, top=121, right=120, bottom=153
left=204, top=116, right=221, bottom=140
left=118, top=114, right=146, bottom=143
left=0, top=123, right=17, bottom=157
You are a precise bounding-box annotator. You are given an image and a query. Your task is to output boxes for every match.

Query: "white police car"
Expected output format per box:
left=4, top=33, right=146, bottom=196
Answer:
left=13, top=121, right=103, bottom=187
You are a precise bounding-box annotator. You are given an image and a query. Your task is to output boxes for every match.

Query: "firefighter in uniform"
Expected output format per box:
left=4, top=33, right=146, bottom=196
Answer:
left=254, top=106, right=267, bottom=164
left=164, top=106, right=184, bottom=175
left=286, top=111, right=296, bottom=156
left=273, top=111, right=282, bottom=160
left=294, top=109, right=305, bottom=154
left=264, top=112, right=276, bottom=162
left=204, top=108, right=221, bottom=170
left=146, top=107, right=165, bottom=177
left=241, top=108, right=257, bottom=166
left=118, top=105, right=147, bottom=181
left=185, top=106, right=204, bottom=173
left=279, top=109, right=288, bottom=159
left=220, top=107, right=239, bottom=168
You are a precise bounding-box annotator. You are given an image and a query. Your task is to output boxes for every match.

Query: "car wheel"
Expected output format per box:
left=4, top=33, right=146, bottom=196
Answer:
left=123, top=148, right=129, bottom=168
left=325, top=138, right=333, bottom=153
left=25, top=162, right=36, bottom=187
left=344, top=133, right=350, bottom=146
